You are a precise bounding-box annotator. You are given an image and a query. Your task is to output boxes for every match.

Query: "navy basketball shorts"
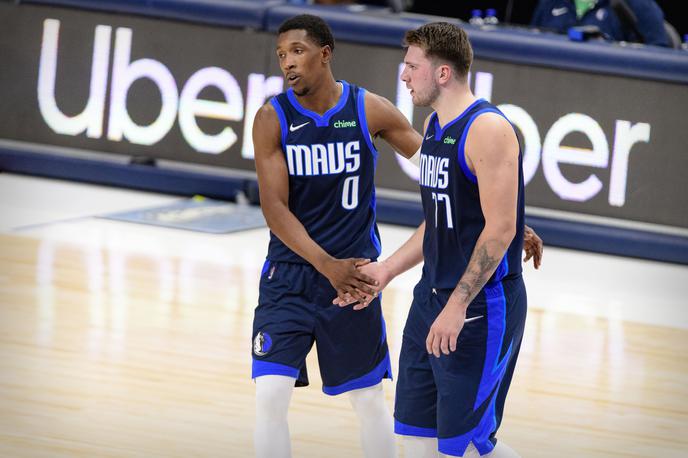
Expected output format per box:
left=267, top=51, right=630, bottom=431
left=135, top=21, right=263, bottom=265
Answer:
left=394, top=275, right=527, bottom=456
left=251, top=260, right=392, bottom=395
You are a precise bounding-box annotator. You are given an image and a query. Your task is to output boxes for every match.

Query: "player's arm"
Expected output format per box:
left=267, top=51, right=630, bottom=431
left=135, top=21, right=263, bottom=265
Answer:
left=337, top=114, right=433, bottom=308
left=364, top=91, right=422, bottom=159
left=253, top=102, right=378, bottom=303
left=338, top=220, right=426, bottom=309
left=369, top=112, right=434, bottom=280
left=426, top=113, right=520, bottom=357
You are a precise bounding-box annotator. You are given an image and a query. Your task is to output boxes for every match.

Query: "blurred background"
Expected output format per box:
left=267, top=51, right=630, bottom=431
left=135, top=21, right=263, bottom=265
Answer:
left=0, top=0, right=687, bottom=457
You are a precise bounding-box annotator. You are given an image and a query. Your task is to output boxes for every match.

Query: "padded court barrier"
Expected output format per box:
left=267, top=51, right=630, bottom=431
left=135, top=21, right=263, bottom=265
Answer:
left=0, top=148, right=245, bottom=202
left=2, top=145, right=686, bottom=264
left=526, top=215, right=688, bottom=265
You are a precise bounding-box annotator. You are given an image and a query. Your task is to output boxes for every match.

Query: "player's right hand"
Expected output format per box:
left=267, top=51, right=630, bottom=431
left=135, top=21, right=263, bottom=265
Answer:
left=334, top=261, right=393, bottom=310
left=321, top=258, right=379, bottom=306
left=523, top=224, right=543, bottom=269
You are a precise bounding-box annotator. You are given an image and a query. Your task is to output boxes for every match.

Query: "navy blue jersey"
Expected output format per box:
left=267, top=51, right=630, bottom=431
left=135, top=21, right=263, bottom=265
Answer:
left=266, top=80, right=381, bottom=264
left=419, top=99, right=525, bottom=289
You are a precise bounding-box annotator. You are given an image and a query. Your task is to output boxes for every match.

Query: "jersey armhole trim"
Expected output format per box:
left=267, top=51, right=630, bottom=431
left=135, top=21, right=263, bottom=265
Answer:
left=356, top=88, right=380, bottom=161
left=457, top=108, right=504, bottom=185
left=424, top=112, right=437, bottom=139
left=270, top=97, right=288, bottom=151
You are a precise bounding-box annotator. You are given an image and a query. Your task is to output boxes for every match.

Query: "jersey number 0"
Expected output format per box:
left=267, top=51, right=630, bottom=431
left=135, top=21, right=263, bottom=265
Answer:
left=342, top=176, right=359, bottom=210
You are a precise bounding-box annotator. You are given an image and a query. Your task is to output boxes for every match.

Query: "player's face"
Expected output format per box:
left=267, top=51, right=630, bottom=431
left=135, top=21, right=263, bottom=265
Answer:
left=276, top=29, right=327, bottom=96
left=400, top=45, right=439, bottom=107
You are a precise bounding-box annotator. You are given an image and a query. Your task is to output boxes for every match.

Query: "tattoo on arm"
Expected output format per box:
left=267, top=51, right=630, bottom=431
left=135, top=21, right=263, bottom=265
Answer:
left=452, top=240, right=501, bottom=305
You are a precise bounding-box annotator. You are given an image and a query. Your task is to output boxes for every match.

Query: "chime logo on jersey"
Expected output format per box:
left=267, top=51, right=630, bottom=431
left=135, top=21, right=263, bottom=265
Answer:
left=333, top=119, right=357, bottom=128
left=419, top=154, right=449, bottom=189
left=285, top=140, right=360, bottom=176
left=253, top=331, right=272, bottom=356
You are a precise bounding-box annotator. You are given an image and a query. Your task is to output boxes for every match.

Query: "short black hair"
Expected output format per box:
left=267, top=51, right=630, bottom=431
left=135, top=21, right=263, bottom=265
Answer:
left=278, top=14, right=335, bottom=52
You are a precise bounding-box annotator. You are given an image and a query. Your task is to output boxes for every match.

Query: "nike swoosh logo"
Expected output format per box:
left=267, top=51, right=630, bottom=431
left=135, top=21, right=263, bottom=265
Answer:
left=289, top=121, right=309, bottom=132
left=552, top=7, right=568, bottom=16
left=465, top=315, right=484, bottom=323
left=425, top=134, right=433, bottom=140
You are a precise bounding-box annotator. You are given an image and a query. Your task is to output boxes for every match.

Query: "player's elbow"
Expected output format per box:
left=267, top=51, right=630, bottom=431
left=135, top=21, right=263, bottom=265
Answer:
left=259, top=199, right=286, bottom=231
left=499, top=221, right=517, bottom=246
left=486, top=217, right=517, bottom=247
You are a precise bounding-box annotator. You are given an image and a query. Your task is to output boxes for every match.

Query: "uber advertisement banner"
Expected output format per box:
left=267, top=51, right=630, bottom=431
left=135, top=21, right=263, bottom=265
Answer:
left=1, top=3, right=687, bottom=229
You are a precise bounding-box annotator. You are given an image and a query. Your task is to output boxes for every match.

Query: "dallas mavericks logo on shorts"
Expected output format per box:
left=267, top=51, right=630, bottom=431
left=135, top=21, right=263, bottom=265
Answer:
left=253, top=331, right=272, bottom=356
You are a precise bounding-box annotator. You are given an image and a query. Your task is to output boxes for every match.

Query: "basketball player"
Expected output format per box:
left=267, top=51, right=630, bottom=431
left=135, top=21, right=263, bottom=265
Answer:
left=252, top=15, right=542, bottom=458
left=251, top=14, right=420, bottom=458
left=338, top=22, right=530, bottom=457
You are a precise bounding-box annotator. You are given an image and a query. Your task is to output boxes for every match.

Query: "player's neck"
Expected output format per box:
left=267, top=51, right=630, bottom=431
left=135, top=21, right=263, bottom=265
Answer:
left=293, top=74, right=341, bottom=116
left=432, top=85, right=477, bottom=127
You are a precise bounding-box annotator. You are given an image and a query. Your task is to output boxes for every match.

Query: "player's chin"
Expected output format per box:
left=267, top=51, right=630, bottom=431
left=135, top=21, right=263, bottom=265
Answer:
left=293, top=87, right=310, bottom=96
left=411, top=93, right=424, bottom=106
left=414, top=97, right=432, bottom=108
left=289, top=79, right=307, bottom=95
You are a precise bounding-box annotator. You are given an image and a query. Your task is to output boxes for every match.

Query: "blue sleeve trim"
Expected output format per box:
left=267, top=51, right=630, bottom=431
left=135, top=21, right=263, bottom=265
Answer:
left=369, top=188, right=382, bottom=257
left=356, top=87, right=379, bottom=161
left=252, top=360, right=300, bottom=379
left=394, top=419, right=437, bottom=438
left=424, top=112, right=437, bottom=139
left=457, top=108, right=503, bottom=184
left=322, top=352, right=391, bottom=396
left=269, top=97, right=288, bottom=152
left=357, top=87, right=382, bottom=257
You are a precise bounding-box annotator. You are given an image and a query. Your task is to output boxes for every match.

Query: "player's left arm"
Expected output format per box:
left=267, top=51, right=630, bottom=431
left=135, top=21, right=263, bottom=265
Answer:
left=426, top=112, right=520, bottom=357
left=364, top=91, right=422, bottom=159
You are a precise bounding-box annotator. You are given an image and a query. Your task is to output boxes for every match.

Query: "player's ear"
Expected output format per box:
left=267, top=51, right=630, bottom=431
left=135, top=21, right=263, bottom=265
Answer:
left=321, top=45, right=332, bottom=64
left=437, top=64, right=452, bottom=84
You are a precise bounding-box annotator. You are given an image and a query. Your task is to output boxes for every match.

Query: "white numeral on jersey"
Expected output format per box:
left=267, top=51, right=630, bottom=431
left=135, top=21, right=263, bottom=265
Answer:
left=432, top=192, right=454, bottom=228
left=342, top=175, right=359, bottom=210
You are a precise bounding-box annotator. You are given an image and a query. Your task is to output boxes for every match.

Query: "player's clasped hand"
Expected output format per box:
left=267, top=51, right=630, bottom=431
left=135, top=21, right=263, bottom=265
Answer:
left=523, top=225, right=543, bottom=269
left=321, top=258, right=379, bottom=306
left=333, top=261, right=391, bottom=310
left=426, top=303, right=466, bottom=357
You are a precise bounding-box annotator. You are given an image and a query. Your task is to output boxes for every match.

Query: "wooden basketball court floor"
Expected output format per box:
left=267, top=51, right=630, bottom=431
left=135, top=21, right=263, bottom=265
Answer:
left=1, top=173, right=686, bottom=457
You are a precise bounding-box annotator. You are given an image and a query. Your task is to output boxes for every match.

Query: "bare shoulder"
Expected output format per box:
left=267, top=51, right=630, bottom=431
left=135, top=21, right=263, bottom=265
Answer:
left=364, top=90, right=405, bottom=135
left=464, top=112, right=518, bottom=164
left=470, top=112, right=514, bottom=138
left=469, top=112, right=517, bottom=149
left=363, top=90, right=396, bottom=112
left=253, top=100, right=282, bottom=153
left=254, top=100, right=279, bottom=127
